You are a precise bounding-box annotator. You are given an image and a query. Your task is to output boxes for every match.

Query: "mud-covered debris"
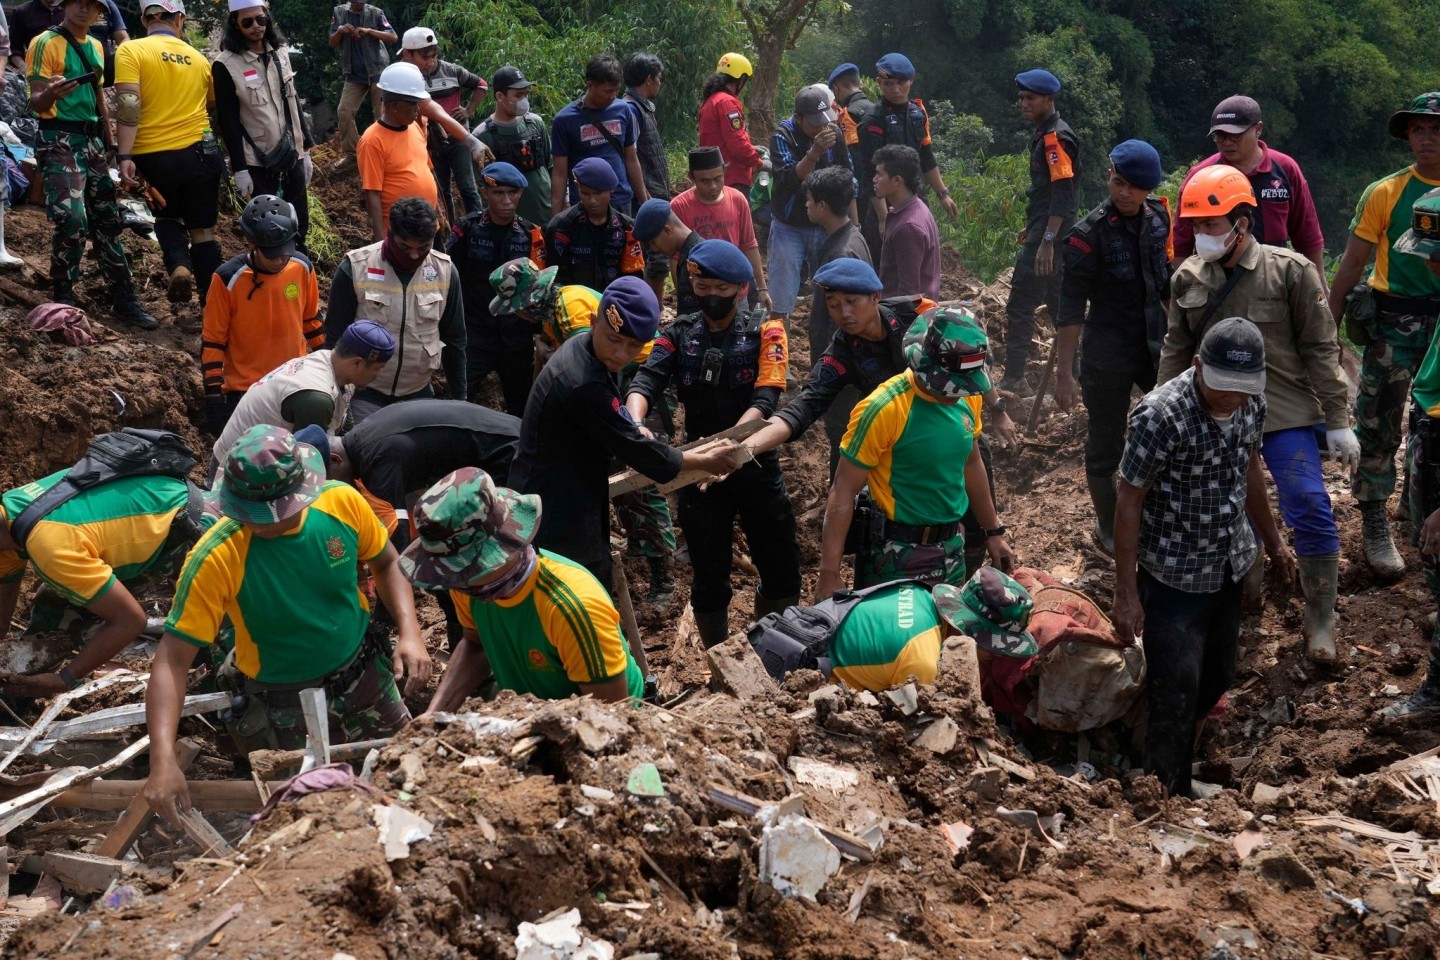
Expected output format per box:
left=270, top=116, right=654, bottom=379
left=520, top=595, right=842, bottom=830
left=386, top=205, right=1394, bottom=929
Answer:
left=514, top=909, right=614, bottom=960
left=759, top=813, right=840, bottom=900
left=787, top=756, right=860, bottom=793
left=912, top=716, right=960, bottom=754
left=371, top=804, right=433, bottom=861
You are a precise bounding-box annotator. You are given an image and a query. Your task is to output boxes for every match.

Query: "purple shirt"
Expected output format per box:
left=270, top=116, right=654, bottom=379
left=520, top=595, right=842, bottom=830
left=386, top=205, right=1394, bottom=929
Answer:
left=1172, top=143, right=1324, bottom=259
left=879, top=194, right=941, bottom=299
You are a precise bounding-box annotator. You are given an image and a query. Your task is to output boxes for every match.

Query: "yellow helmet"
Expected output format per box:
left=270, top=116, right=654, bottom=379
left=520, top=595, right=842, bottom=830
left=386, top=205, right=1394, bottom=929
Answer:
left=717, top=52, right=753, bottom=79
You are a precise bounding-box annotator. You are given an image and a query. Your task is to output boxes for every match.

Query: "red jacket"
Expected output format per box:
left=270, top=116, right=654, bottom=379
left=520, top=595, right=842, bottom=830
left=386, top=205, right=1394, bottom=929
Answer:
left=699, top=90, right=762, bottom=188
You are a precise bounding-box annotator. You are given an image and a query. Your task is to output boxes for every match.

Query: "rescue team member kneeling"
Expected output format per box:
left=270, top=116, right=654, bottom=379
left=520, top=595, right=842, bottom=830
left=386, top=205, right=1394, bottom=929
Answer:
left=145, top=426, right=432, bottom=822
left=625, top=240, right=801, bottom=647
left=818, top=305, right=1015, bottom=600
left=405, top=468, right=642, bottom=711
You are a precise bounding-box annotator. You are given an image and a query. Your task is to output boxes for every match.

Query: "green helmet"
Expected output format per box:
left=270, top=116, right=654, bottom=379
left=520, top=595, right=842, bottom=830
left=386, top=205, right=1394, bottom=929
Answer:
left=398, top=467, right=541, bottom=591
left=489, top=257, right=560, bottom=318
left=932, top=567, right=1038, bottom=658
left=218, top=425, right=324, bottom=525
left=1395, top=187, right=1440, bottom=262
left=902, top=304, right=992, bottom=398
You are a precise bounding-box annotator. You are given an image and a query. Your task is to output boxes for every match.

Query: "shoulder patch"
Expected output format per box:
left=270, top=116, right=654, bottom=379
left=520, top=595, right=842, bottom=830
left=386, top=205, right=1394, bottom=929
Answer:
left=1066, top=235, right=1093, bottom=254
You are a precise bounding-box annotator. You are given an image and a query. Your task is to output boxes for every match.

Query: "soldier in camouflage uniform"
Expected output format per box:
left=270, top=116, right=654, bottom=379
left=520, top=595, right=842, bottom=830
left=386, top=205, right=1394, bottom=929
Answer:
left=816, top=305, right=1016, bottom=601
left=144, top=426, right=431, bottom=817
left=25, top=0, right=155, bottom=327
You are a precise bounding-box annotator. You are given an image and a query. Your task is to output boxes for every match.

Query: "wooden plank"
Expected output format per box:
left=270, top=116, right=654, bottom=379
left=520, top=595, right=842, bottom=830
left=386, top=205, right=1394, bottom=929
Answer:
left=611, top=550, right=650, bottom=678
left=607, top=421, right=765, bottom=498
left=182, top=903, right=243, bottom=959
left=50, top=779, right=283, bottom=813
left=0, top=736, right=151, bottom=836
left=704, top=633, right=774, bottom=699
left=0, top=844, right=8, bottom=911
left=176, top=808, right=234, bottom=857
left=0, top=672, right=147, bottom=774
left=247, top=737, right=390, bottom=781
left=45, top=693, right=229, bottom=744
left=94, top=739, right=202, bottom=860
left=39, top=851, right=133, bottom=895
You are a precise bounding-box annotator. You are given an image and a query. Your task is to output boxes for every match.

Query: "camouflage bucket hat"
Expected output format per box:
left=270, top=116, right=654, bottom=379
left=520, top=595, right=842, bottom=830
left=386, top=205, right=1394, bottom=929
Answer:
left=399, top=467, right=542, bottom=590
left=933, top=567, right=1038, bottom=658
left=902, top=304, right=992, bottom=398
left=1395, top=187, right=1440, bottom=262
left=489, top=257, right=560, bottom=318
left=218, top=425, right=325, bottom=525
left=1389, top=92, right=1440, bottom=140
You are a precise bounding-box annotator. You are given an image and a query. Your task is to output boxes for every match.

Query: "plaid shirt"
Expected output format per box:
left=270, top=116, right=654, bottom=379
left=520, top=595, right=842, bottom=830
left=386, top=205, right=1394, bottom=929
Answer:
left=1120, top=367, right=1265, bottom=593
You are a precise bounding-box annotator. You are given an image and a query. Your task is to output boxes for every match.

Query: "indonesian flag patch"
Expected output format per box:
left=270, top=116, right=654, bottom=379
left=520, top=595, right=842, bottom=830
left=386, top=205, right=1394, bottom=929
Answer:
left=366, top=266, right=387, bottom=281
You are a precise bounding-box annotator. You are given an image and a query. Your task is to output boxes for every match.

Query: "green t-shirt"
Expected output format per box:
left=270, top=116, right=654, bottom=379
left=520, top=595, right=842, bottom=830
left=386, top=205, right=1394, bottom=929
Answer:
left=27, top=31, right=103, bottom=125
left=1350, top=165, right=1440, bottom=300
left=830, top=582, right=945, bottom=691
left=475, top=114, right=553, bottom=225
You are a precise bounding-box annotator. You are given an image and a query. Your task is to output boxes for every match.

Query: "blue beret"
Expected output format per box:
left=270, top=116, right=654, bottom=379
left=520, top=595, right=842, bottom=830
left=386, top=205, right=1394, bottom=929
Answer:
left=812, top=257, right=882, bottom=294
left=687, top=239, right=753, bottom=284
left=599, top=276, right=660, bottom=341
left=337, top=319, right=397, bottom=363
left=875, top=53, right=915, bottom=80
left=827, top=62, right=860, bottom=86
left=572, top=157, right=619, bottom=192
left=292, top=425, right=331, bottom=465
left=480, top=162, right=528, bottom=190
left=1109, top=139, right=1163, bottom=191
left=632, top=199, right=672, bottom=242
left=1015, top=69, right=1061, bottom=95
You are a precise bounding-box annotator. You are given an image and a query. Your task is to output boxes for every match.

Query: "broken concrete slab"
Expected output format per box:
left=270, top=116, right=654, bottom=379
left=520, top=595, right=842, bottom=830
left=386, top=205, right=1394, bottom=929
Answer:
left=759, top=814, right=840, bottom=901
left=514, top=907, right=614, bottom=960
left=372, top=804, right=434, bottom=861
left=787, top=757, right=860, bottom=793
left=705, top=634, right=775, bottom=699
left=912, top=717, right=960, bottom=755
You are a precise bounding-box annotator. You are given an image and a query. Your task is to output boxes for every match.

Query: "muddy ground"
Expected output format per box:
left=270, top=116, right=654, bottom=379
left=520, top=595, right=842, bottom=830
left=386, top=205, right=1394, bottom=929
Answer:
left=0, top=174, right=1438, bottom=958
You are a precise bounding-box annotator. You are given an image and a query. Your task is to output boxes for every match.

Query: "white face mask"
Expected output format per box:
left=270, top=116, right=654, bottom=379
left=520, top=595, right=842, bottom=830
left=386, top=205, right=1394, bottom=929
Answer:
left=513, top=97, right=530, bottom=117
left=1194, top=225, right=1238, bottom=263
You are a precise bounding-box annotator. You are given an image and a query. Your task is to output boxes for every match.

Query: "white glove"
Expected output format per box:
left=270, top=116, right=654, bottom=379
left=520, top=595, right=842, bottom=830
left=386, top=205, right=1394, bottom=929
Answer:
left=233, top=169, right=254, bottom=201
left=301, top=153, right=314, bottom=184
left=1327, top=427, right=1361, bottom=472
left=465, top=133, right=494, bottom=165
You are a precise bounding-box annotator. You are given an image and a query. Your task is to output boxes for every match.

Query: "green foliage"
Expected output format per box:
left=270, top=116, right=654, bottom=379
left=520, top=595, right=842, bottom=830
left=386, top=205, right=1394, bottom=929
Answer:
left=1014, top=27, right=1120, bottom=199
left=305, top=191, right=346, bottom=268
left=926, top=100, right=993, bottom=172
left=937, top=152, right=1029, bottom=282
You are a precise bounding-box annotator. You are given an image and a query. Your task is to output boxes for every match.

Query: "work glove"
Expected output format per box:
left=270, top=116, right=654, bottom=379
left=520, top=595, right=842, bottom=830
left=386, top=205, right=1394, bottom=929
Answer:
left=232, top=169, right=254, bottom=201
left=465, top=133, right=494, bottom=166
left=204, top=393, right=229, bottom=435
left=301, top=153, right=314, bottom=184
left=1327, top=427, right=1362, bottom=472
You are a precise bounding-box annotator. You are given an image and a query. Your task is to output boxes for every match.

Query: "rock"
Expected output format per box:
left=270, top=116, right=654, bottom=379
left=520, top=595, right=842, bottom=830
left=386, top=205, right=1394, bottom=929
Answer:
left=1250, top=782, right=1292, bottom=805
left=758, top=814, right=840, bottom=901
left=939, top=821, right=973, bottom=853
left=1247, top=847, right=1316, bottom=889
left=580, top=784, right=616, bottom=802
left=371, top=804, right=434, bottom=862
left=885, top=683, right=919, bottom=715
left=912, top=717, right=960, bottom=754
left=573, top=720, right=612, bottom=753
left=1385, top=923, right=1405, bottom=947
left=966, top=766, right=1004, bottom=802
left=787, top=756, right=860, bottom=793
left=1382, top=684, right=1402, bottom=697
left=1199, top=925, right=1259, bottom=951
left=854, top=690, right=880, bottom=708
left=1259, top=697, right=1293, bottom=726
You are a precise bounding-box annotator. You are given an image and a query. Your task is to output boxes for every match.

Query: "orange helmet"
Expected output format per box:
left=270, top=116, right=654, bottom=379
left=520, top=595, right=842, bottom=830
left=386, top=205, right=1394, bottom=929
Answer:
left=1179, top=165, right=1256, bottom=218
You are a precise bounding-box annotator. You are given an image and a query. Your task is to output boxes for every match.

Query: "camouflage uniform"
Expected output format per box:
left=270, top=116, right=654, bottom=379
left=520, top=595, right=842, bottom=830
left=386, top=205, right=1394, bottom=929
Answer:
left=858, top=533, right=967, bottom=589
left=37, top=131, right=129, bottom=285
left=1404, top=426, right=1440, bottom=671
left=1354, top=311, right=1438, bottom=502
left=615, top=488, right=677, bottom=558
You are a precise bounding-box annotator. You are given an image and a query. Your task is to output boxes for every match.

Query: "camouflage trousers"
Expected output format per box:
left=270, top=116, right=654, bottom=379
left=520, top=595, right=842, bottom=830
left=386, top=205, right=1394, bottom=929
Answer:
left=615, top=488, right=676, bottom=559
left=1353, top=311, right=1439, bottom=503
left=1405, top=414, right=1440, bottom=664
left=856, top=532, right=967, bottom=590
left=36, top=129, right=128, bottom=284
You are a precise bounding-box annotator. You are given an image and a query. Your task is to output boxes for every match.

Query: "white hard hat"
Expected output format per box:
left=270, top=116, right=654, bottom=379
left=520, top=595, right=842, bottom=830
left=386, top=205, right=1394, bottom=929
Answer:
left=227, top=0, right=263, bottom=12
left=376, top=62, right=431, bottom=101
left=401, top=26, right=438, bottom=50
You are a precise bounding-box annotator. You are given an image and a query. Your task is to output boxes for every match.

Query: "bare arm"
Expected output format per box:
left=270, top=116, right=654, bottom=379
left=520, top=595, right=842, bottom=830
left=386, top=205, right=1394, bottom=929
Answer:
left=1327, top=234, right=1374, bottom=324
left=142, top=633, right=201, bottom=825
left=1110, top=478, right=1147, bottom=642
left=623, top=144, right=649, bottom=206
left=745, top=418, right=794, bottom=456
left=577, top=676, right=631, bottom=703
left=369, top=543, right=431, bottom=695
left=816, top=458, right=867, bottom=600
left=420, top=629, right=490, bottom=716
left=1244, top=451, right=1296, bottom=588
left=744, top=248, right=772, bottom=311
left=963, top=442, right=1015, bottom=573
left=421, top=100, right=470, bottom=142
left=365, top=190, right=385, bottom=242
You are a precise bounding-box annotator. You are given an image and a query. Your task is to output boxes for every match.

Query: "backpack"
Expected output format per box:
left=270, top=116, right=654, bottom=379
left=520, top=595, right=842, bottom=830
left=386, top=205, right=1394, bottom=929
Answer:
left=748, top=579, right=930, bottom=682
left=9, top=428, right=200, bottom=550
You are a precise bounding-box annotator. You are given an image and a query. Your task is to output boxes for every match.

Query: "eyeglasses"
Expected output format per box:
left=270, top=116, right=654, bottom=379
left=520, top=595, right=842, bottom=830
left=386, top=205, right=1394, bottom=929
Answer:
left=239, top=14, right=270, bottom=28
left=1212, top=126, right=1255, bottom=144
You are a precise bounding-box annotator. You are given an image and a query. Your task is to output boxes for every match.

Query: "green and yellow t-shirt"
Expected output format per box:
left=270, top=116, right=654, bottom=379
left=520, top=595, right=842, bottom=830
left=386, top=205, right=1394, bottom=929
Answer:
left=26, top=30, right=102, bottom=123
left=0, top=473, right=189, bottom=606
left=452, top=551, right=642, bottom=701
left=166, top=482, right=387, bottom=683
left=1411, top=337, right=1440, bottom=417
left=830, top=582, right=944, bottom=691
left=1351, top=165, right=1440, bottom=300
left=840, top=371, right=982, bottom=525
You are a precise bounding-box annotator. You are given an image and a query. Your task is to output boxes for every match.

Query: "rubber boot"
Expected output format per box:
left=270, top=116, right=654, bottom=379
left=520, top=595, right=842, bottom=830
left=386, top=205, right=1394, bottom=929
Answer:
left=754, top=591, right=799, bottom=620
left=1086, top=474, right=1118, bottom=556
left=109, top=272, right=158, bottom=330
left=1361, top=500, right=1405, bottom=580
left=1379, top=655, right=1440, bottom=721
left=52, top=276, right=76, bottom=306
left=166, top=264, right=194, bottom=304
left=0, top=204, right=24, bottom=268
left=694, top=608, right=731, bottom=649
left=647, top=554, right=675, bottom=607
left=1298, top=553, right=1339, bottom=664
left=998, top=369, right=1034, bottom=398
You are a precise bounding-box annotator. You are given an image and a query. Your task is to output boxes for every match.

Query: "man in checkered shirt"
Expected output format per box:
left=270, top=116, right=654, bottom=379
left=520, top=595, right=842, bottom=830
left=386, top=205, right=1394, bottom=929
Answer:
left=1112, top=317, right=1296, bottom=797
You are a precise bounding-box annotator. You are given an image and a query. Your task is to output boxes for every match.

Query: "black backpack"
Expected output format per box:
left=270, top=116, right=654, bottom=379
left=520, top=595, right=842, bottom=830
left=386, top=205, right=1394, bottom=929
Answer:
left=747, top=579, right=930, bottom=682
left=9, top=428, right=201, bottom=550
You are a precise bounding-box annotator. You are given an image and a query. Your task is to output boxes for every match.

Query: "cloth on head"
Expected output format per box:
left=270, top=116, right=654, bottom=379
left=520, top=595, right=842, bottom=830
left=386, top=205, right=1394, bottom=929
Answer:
left=875, top=53, right=916, bottom=80
left=1109, top=139, right=1162, bottom=191
left=828, top=62, right=860, bottom=86
left=1208, top=95, right=1261, bottom=135
left=481, top=162, right=528, bottom=190
left=399, top=467, right=542, bottom=590
left=688, top=145, right=723, bottom=172
left=686, top=238, right=753, bottom=284
left=219, top=425, right=325, bottom=525
left=292, top=424, right=331, bottom=464
left=572, top=156, right=619, bottom=192
left=401, top=27, right=438, bottom=50
left=26, top=303, right=94, bottom=347
left=1198, top=316, right=1266, bottom=395
left=598, top=275, right=660, bottom=341
left=227, top=0, right=262, bottom=11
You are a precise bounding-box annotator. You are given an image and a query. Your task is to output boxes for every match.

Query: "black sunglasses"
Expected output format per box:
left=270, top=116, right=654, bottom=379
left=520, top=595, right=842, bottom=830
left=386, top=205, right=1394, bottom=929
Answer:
left=238, top=14, right=270, bottom=27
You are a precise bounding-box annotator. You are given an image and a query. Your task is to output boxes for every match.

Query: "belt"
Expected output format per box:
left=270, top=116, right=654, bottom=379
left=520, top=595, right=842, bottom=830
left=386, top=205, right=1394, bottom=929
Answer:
left=1375, top=291, right=1440, bottom=316
left=242, top=636, right=373, bottom=700
left=880, top=517, right=962, bottom=546
left=38, top=118, right=102, bottom=136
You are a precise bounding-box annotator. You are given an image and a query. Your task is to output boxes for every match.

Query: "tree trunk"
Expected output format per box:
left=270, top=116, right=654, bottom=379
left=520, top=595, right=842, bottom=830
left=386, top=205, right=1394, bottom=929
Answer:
left=747, top=33, right=787, bottom=141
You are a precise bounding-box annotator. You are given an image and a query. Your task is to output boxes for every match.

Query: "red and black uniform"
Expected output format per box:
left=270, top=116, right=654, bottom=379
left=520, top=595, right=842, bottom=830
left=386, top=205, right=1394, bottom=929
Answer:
left=698, top=88, right=762, bottom=193
left=543, top=204, right=644, bottom=290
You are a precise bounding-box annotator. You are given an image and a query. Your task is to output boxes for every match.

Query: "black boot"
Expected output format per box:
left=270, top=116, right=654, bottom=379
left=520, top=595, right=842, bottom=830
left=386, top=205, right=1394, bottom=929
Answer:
left=1379, top=655, right=1440, bottom=721
left=694, top=608, right=730, bottom=648
left=754, top=591, right=799, bottom=620
left=1086, top=474, right=1118, bottom=556
left=647, top=554, right=675, bottom=607
left=109, top=273, right=158, bottom=330
left=52, top=276, right=76, bottom=306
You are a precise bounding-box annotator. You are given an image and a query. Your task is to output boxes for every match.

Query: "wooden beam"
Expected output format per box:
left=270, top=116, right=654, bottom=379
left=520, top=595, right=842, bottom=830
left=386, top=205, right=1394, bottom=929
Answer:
left=247, top=737, right=391, bottom=781
left=39, top=851, right=135, bottom=896
left=608, top=421, right=765, bottom=499
left=94, top=739, right=202, bottom=860
left=0, top=736, right=151, bottom=836
left=0, top=672, right=147, bottom=774
left=49, top=779, right=284, bottom=813
left=176, top=808, right=234, bottom=857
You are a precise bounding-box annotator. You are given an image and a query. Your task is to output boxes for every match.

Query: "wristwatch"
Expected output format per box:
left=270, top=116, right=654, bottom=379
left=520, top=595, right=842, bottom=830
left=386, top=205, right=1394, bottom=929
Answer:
left=58, top=665, right=80, bottom=690
left=988, top=396, right=1008, bottom=414
left=983, top=524, right=1008, bottom=539
left=1041, top=230, right=1056, bottom=243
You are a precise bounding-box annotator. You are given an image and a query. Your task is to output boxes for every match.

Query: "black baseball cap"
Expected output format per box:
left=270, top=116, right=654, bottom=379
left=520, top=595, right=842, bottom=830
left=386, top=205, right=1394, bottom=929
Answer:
left=1199, top=317, right=1266, bottom=394
left=491, top=66, right=535, bottom=93
left=1209, top=95, right=1261, bottom=135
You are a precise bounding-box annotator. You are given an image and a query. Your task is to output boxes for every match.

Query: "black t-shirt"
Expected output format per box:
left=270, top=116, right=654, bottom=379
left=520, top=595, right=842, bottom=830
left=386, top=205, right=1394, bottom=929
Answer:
left=810, top=220, right=873, bottom=345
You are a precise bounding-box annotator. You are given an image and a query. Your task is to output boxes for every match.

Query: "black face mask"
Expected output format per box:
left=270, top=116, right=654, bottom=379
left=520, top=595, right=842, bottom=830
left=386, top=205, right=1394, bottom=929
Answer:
left=698, top=293, right=738, bottom=321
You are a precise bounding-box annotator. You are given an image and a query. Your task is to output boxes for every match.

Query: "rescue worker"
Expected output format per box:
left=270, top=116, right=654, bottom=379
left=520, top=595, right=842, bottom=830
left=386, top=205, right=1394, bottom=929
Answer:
left=144, top=425, right=432, bottom=822
left=10, top=0, right=127, bottom=80
left=1054, top=140, right=1171, bottom=554
left=472, top=65, right=551, bottom=226
left=1329, top=92, right=1440, bottom=581
left=449, top=161, right=546, bottom=414
left=399, top=26, right=486, bottom=223
left=202, top=195, right=321, bottom=434
left=329, top=0, right=395, bottom=168
left=550, top=53, right=647, bottom=217
left=544, top=156, right=645, bottom=290
left=490, top=256, right=593, bottom=368
left=1382, top=189, right=1440, bottom=720
left=406, top=468, right=641, bottom=709
left=626, top=240, right=801, bottom=644
left=1001, top=68, right=1081, bottom=394
left=511, top=275, right=742, bottom=593
left=25, top=0, right=154, bottom=327
left=633, top=199, right=701, bottom=311
left=115, top=0, right=225, bottom=308
left=1157, top=165, right=1352, bottom=663
left=816, top=304, right=1016, bottom=600
left=213, top=1, right=313, bottom=252
left=698, top=52, right=762, bottom=198
left=827, top=62, right=873, bottom=149
left=213, top=320, right=394, bottom=476
left=1114, top=319, right=1294, bottom=796
left=326, top=196, right=467, bottom=422
left=622, top=52, right=668, bottom=204
left=669, top=146, right=771, bottom=310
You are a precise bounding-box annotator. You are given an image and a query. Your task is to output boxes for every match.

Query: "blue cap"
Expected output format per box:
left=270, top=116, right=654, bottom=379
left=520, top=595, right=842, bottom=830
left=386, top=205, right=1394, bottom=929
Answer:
left=1016, top=69, right=1061, bottom=95
left=827, top=62, right=860, bottom=86
left=572, top=157, right=618, bottom=192
left=480, top=162, right=528, bottom=190
left=686, top=239, right=753, bottom=284
left=598, top=276, right=660, bottom=341
left=292, top=424, right=331, bottom=465
left=812, top=257, right=883, bottom=294
left=337, top=319, right=397, bottom=363
left=1109, top=139, right=1162, bottom=191
left=875, top=53, right=915, bottom=80
left=633, top=199, right=672, bottom=242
